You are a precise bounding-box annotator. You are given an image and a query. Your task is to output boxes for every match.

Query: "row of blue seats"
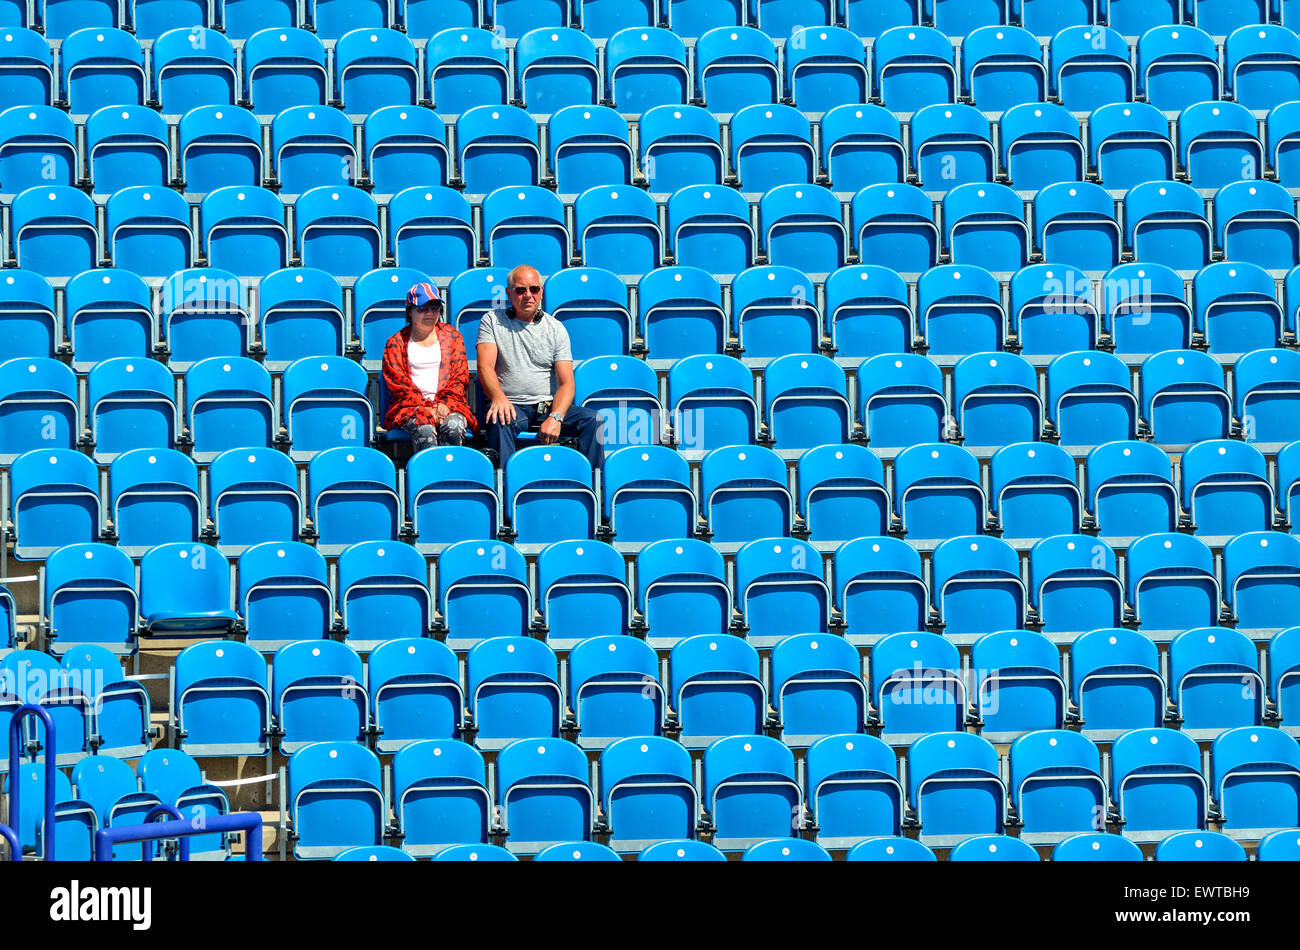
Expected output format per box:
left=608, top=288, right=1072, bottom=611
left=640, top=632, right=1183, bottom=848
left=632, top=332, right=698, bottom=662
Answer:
left=8, top=0, right=1293, bottom=45
left=8, top=20, right=1300, bottom=118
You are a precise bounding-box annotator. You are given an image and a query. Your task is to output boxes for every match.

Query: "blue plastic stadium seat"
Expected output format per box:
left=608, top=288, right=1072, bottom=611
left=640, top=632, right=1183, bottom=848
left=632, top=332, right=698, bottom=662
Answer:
left=426, top=28, right=509, bottom=118
left=405, top=445, right=497, bottom=551
left=1082, top=440, right=1175, bottom=549
left=69, top=755, right=161, bottom=860
left=696, top=27, right=778, bottom=114
left=1029, top=535, right=1123, bottom=637
left=11, top=186, right=98, bottom=280
left=733, top=538, right=828, bottom=645
left=1009, top=263, right=1097, bottom=358
left=834, top=537, right=927, bottom=646
left=64, top=269, right=152, bottom=371
left=481, top=185, right=568, bottom=275
left=702, top=734, right=800, bottom=851
left=43, top=543, right=135, bottom=654
left=160, top=267, right=251, bottom=372
left=243, top=28, right=328, bottom=115
left=108, top=448, right=200, bottom=555
left=311, top=0, right=391, bottom=39
left=742, top=839, right=832, bottom=861
left=825, top=265, right=910, bottom=360
left=285, top=742, right=385, bottom=859
left=580, top=0, right=655, bottom=38
left=517, top=27, right=599, bottom=114
left=1108, top=0, right=1178, bottom=36
left=606, top=27, right=688, bottom=114
left=1034, top=181, right=1121, bottom=274
left=568, top=637, right=663, bottom=748
left=137, top=746, right=229, bottom=858
left=1267, top=101, right=1300, bottom=189
left=667, top=353, right=758, bottom=451
left=550, top=106, right=633, bottom=197
left=495, top=738, right=594, bottom=855
left=990, top=442, right=1081, bottom=542
left=1052, top=832, right=1144, bottom=861
left=574, top=187, right=659, bottom=279
left=258, top=267, right=346, bottom=370
left=1224, top=531, right=1300, bottom=633
left=0, top=29, right=54, bottom=106
left=805, top=734, right=902, bottom=848
left=1169, top=627, right=1264, bottom=736
left=178, top=106, right=263, bottom=195
left=911, top=103, right=994, bottom=192
left=448, top=267, right=508, bottom=356
left=0, top=269, right=57, bottom=361
left=60, top=27, right=144, bottom=114
left=820, top=104, right=906, bottom=193
left=845, top=0, right=918, bottom=35
left=962, top=25, right=1047, bottom=113
left=949, top=835, right=1040, bottom=861
left=907, top=731, right=1006, bottom=842
left=40, top=0, right=123, bottom=38
left=391, top=739, right=488, bottom=853
left=918, top=265, right=1005, bottom=361
left=1000, top=102, right=1085, bottom=193
left=295, top=186, right=381, bottom=275
left=334, top=28, right=417, bottom=115
left=973, top=632, right=1067, bottom=741
left=467, top=637, right=562, bottom=750
left=105, top=187, right=192, bottom=279
left=733, top=265, right=819, bottom=360
left=952, top=353, right=1042, bottom=450
left=856, top=355, right=945, bottom=452
left=601, top=444, right=693, bottom=543
left=1090, top=101, right=1175, bottom=193
left=207, top=447, right=301, bottom=554
left=429, top=844, right=517, bottom=861
left=306, top=447, right=399, bottom=555
left=273, top=640, right=368, bottom=753
left=339, top=545, right=433, bottom=654
left=10, top=452, right=101, bottom=560
left=0, top=106, right=76, bottom=194
left=1155, top=830, right=1247, bottom=860
left=222, top=0, right=296, bottom=39
left=1235, top=349, right=1300, bottom=449
left=150, top=26, right=235, bottom=115
left=874, top=633, right=968, bottom=741
left=1124, top=180, right=1211, bottom=272
left=667, top=185, right=754, bottom=280
left=239, top=542, right=333, bottom=653
left=670, top=635, right=764, bottom=748
left=637, top=266, right=725, bottom=361
left=1051, top=25, right=1134, bottom=111
left=602, top=738, right=698, bottom=852
left=636, top=539, right=731, bottom=649
left=640, top=104, right=724, bottom=194
left=503, top=444, right=597, bottom=544
left=1111, top=728, right=1208, bottom=839
left=1270, top=626, right=1300, bottom=732
left=945, top=183, right=1029, bottom=275
left=139, top=541, right=239, bottom=636
left=759, top=184, right=846, bottom=277
left=387, top=188, right=472, bottom=280
left=1212, top=726, right=1300, bottom=836
left=364, top=106, right=448, bottom=197
left=1181, top=441, right=1272, bottom=540
left=1179, top=100, right=1264, bottom=191
left=763, top=355, right=849, bottom=451
left=1226, top=23, right=1300, bottom=112
left=132, top=0, right=213, bottom=40
left=537, top=541, right=631, bottom=648
left=437, top=540, right=531, bottom=649
left=872, top=25, right=956, bottom=113
left=493, top=0, right=568, bottom=34
left=1102, top=262, right=1191, bottom=360
left=1138, top=25, right=1221, bottom=113
left=730, top=104, right=813, bottom=194
left=1139, top=349, right=1230, bottom=446
left=931, top=535, right=1026, bottom=640
left=575, top=356, right=663, bottom=452
left=845, top=837, right=936, bottom=860
left=893, top=443, right=985, bottom=542
left=1214, top=183, right=1300, bottom=273
left=851, top=183, right=939, bottom=275
left=458, top=105, right=543, bottom=195
left=87, top=357, right=178, bottom=463
left=929, top=0, right=1006, bottom=34
left=0, top=357, right=77, bottom=463
left=283, top=356, right=372, bottom=461
left=784, top=27, right=868, bottom=117
left=773, top=637, right=867, bottom=748
left=1126, top=532, right=1218, bottom=637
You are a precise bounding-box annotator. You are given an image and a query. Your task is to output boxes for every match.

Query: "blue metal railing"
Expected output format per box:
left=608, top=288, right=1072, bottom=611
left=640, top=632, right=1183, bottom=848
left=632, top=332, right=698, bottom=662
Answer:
left=1, top=704, right=57, bottom=861
left=95, top=810, right=266, bottom=862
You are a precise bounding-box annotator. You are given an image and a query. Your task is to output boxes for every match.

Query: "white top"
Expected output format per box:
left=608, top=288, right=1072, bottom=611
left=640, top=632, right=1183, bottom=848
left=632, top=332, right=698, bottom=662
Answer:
left=408, top=336, right=442, bottom=399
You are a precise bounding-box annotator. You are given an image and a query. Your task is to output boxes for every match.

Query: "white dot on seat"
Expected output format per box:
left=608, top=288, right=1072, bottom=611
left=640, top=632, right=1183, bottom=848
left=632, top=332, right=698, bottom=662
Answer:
left=1049, top=736, right=1057, bottom=746
left=1109, top=636, right=1117, bottom=644
left=947, top=739, right=955, bottom=748
left=743, top=742, right=752, bottom=751
left=507, top=643, right=515, bottom=653
left=872, top=544, right=880, bottom=552
left=1067, top=541, right=1075, bottom=550
left=709, top=642, right=717, bottom=650
left=312, top=647, right=320, bottom=656
left=1010, top=637, right=1018, bottom=647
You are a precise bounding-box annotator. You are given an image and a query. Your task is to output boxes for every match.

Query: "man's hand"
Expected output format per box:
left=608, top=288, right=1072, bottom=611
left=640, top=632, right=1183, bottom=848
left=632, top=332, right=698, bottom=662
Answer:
left=538, top=416, right=562, bottom=444
left=486, top=396, right=517, bottom=425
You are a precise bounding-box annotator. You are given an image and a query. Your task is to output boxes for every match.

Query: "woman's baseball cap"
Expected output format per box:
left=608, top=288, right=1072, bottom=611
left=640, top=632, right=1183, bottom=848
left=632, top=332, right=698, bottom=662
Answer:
left=407, top=282, right=442, bottom=308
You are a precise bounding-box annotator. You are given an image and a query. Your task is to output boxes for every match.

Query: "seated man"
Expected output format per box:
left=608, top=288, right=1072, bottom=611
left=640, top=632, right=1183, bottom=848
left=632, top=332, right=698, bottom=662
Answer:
left=382, top=282, right=477, bottom=451
left=477, top=264, right=604, bottom=471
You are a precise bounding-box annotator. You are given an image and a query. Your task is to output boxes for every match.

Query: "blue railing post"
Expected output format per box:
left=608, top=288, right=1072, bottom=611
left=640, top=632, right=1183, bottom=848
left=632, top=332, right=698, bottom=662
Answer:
left=138, top=804, right=191, bottom=862
left=5, top=704, right=57, bottom=861
left=95, top=812, right=266, bottom=862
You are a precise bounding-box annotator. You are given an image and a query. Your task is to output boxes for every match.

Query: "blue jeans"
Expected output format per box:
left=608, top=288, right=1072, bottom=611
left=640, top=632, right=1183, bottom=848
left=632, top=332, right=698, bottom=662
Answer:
left=483, top=402, right=605, bottom=472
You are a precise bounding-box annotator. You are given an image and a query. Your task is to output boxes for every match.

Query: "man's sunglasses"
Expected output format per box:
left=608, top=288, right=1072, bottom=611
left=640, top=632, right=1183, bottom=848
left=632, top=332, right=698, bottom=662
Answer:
left=512, top=285, right=542, bottom=295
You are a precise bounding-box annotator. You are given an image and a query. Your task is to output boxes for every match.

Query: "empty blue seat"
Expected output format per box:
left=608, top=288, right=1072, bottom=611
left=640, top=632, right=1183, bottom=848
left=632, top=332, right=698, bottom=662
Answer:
left=762, top=354, right=849, bottom=451
left=1108, top=0, right=1178, bottom=35
left=1212, top=725, right=1300, bottom=835
left=637, top=266, right=726, bottom=361
left=872, top=25, right=956, bottom=113
left=990, top=442, right=1081, bottom=541
left=43, top=543, right=135, bottom=654
left=549, top=106, right=633, bottom=197
left=636, top=539, right=731, bottom=648
left=1138, top=25, right=1221, bottom=113
left=405, top=445, right=497, bottom=551
left=856, top=355, right=945, bottom=451
left=391, top=739, right=488, bottom=853
left=481, top=185, right=568, bottom=275
left=820, top=104, right=906, bottom=194
left=306, top=447, right=399, bottom=555
left=759, top=184, right=846, bottom=277
left=10, top=451, right=101, bottom=560
left=285, top=742, right=385, bottom=859
left=1270, top=626, right=1300, bottom=732
left=1124, top=180, right=1211, bottom=272
left=1009, top=264, right=1097, bottom=358
left=918, top=264, right=1005, bottom=360
left=1111, top=728, right=1208, bottom=838
left=0, top=28, right=54, bottom=106
left=457, top=105, right=541, bottom=194
left=1000, top=102, right=1084, bottom=193
left=639, top=104, right=724, bottom=193
left=1090, top=101, right=1175, bottom=192
left=1126, top=532, right=1218, bottom=636
left=139, top=541, right=239, bottom=636
left=1267, top=100, right=1300, bottom=189
left=426, top=28, right=509, bottom=118
left=1223, top=531, right=1300, bottom=633
left=825, top=265, right=910, bottom=360
left=911, top=103, right=994, bottom=192
left=601, top=444, right=693, bottom=543
left=105, top=186, right=192, bottom=279
left=387, top=188, right=472, bottom=280
left=108, top=448, right=201, bottom=555
left=605, top=26, right=688, bottom=114
left=752, top=0, right=833, bottom=34
left=1234, top=348, right=1300, bottom=448
left=68, top=755, right=160, bottom=860
left=60, top=27, right=144, bottom=114
left=178, top=105, right=263, bottom=195
left=87, top=357, right=178, bottom=463
left=1034, top=181, right=1121, bottom=273
left=702, top=734, right=800, bottom=851
left=273, top=640, right=368, bottom=753
left=732, top=265, right=819, bottom=360
left=257, top=267, right=346, bottom=370
left=495, top=738, right=594, bottom=855
left=11, top=186, right=98, bottom=279
left=952, top=353, right=1042, bottom=450
left=1051, top=25, right=1134, bottom=111
left=962, top=25, right=1047, bottom=113
left=670, top=634, right=764, bottom=747
left=364, top=106, right=448, bottom=196
left=893, top=443, right=985, bottom=542
left=437, top=540, right=531, bottom=650
left=333, top=28, right=417, bottom=116
left=1071, top=628, right=1164, bottom=736
left=579, top=0, right=655, bottom=37
left=0, top=357, right=77, bottom=463
left=150, top=26, right=237, bottom=115
left=1226, top=23, right=1300, bottom=112
left=948, top=834, right=1040, bottom=861
left=537, top=541, right=631, bottom=647
left=198, top=188, right=288, bottom=282
left=733, top=538, right=828, bottom=644
left=568, top=637, right=663, bottom=748
left=1179, top=100, right=1264, bottom=191
left=907, top=732, right=1006, bottom=841
left=772, top=636, right=867, bottom=747
left=575, top=356, right=662, bottom=452
left=667, top=353, right=758, bottom=451
left=338, top=544, right=432, bottom=654
left=207, top=447, right=301, bottom=555
left=0, top=269, right=57, bottom=361
left=160, top=267, right=251, bottom=371
left=667, top=185, right=754, bottom=280
left=931, top=535, right=1026, bottom=639
left=517, top=27, right=599, bottom=113
left=310, top=0, right=390, bottom=39
left=844, top=837, right=937, bottom=860
left=222, top=0, right=296, bottom=39
left=601, top=737, right=697, bottom=852
left=1258, top=827, right=1300, bottom=859
left=805, top=734, right=902, bottom=847
left=492, top=0, right=568, bottom=34
left=0, top=106, right=76, bottom=194
left=449, top=268, right=510, bottom=361
left=283, top=356, right=372, bottom=461
left=65, top=269, right=152, bottom=371
left=1181, top=440, right=1272, bottom=540
left=295, top=186, right=381, bottom=276
left=238, top=541, right=333, bottom=652
left=696, top=27, right=778, bottom=115
left=133, top=0, right=214, bottom=39
left=574, top=186, right=659, bottom=279
left=467, top=637, right=562, bottom=749
left=1029, top=535, right=1123, bottom=636
left=973, top=632, right=1068, bottom=740
left=1102, top=262, right=1191, bottom=360
left=944, top=183, right=1029, bottom=275
left=40, top=0, right=123, bottom=38
left=1170, top=626, right=1264, bottom=735
left=1139, top=349, right=1230, bottom=446
left=844, top=0, right=919, bottom=34
left=834, top=537, right=927, bottom=646
left=503, top=444, right=596, bottom=544
left=243, top=27, right=327, bottom=115
left=783, top=27, right=867, bottom=116
left=730, top=104, right=813, bottom=194
left=136, top=746, right=229, bottom=858
left=742, top=839, right=832, bottom=861
left=1214, top=182, right=1300, bottom=273
left=1155, top=830, right=1247, bottom=860
left=851, top=183, right=939, bottom=275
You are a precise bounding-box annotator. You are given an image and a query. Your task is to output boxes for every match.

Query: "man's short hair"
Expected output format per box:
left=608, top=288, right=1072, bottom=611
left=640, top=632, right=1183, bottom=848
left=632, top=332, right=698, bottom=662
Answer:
left=507, top=265, right=543, bottom=289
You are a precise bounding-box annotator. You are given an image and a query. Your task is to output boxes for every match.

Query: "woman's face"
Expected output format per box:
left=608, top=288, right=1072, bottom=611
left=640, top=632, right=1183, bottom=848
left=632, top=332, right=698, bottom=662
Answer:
left=409, top=303, right=442, bottom=331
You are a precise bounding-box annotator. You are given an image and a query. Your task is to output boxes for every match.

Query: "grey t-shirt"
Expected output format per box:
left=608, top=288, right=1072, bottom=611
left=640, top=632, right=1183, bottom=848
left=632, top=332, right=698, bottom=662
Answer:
left=476, top=306, right=572, bottom=404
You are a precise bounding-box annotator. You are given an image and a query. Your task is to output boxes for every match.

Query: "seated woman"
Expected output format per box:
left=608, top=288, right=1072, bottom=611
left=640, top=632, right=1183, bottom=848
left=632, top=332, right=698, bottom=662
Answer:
left=382, top=283, right=477, bottom=450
